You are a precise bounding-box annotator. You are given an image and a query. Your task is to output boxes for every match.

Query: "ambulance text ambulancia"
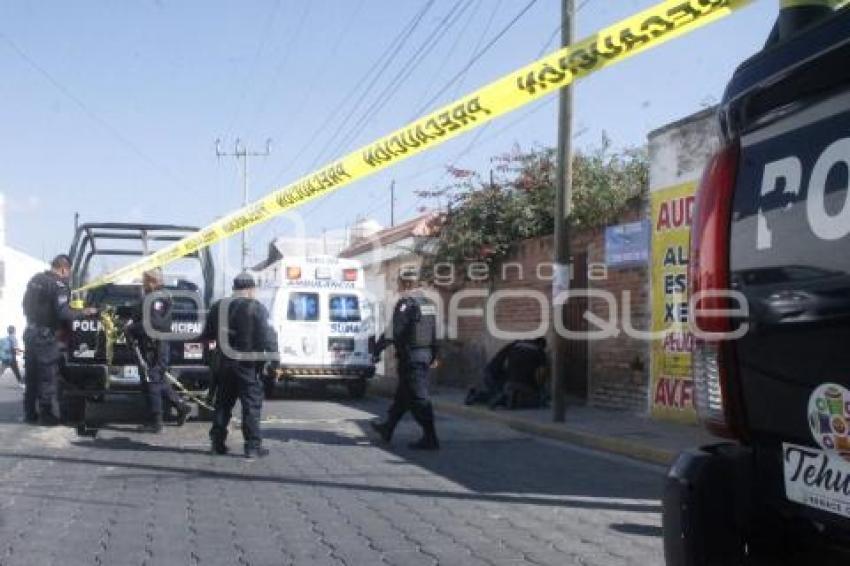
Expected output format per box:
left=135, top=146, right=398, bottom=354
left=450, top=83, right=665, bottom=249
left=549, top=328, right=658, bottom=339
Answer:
left=261, top=256, right=376, bottom=398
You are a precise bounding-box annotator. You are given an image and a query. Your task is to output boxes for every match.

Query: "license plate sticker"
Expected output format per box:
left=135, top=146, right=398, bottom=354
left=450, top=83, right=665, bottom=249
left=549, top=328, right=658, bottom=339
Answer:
left=184, top=343, right=203, bottom=360
left=783, top=442, right=850, bottom=519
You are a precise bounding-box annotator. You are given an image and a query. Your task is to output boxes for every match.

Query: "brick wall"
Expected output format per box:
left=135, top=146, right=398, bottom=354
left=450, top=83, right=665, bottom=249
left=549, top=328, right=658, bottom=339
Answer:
left=584, top=204, right=650, bottom=412
left=371, top=205, right=651, bottom=413
left=429, top=202, right=650, bottom=412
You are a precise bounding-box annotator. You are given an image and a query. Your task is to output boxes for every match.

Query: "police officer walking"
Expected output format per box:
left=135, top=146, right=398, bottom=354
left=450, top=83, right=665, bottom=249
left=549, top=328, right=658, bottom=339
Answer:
left=372, top=269, right=440, bottom=450
left=126, top=269, right=191, bottom=433
left=203, top=272, right=277, bottom=459
left=22, top=254, right=96, bottom=425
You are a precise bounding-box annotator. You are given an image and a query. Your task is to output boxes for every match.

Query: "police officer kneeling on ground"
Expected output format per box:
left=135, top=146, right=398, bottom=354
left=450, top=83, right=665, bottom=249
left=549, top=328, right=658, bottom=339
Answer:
left=22, top=254, right=97, bottom=425
left=202, top=272, right=278, bottom=459
left=126, top=269, right=192, bottom=433
left=371, top=269, right=440, bottom=450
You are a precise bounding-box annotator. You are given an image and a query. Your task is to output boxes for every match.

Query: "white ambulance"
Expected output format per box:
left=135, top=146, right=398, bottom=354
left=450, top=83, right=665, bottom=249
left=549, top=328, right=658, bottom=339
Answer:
left=262, top=256, right=376, bottom=398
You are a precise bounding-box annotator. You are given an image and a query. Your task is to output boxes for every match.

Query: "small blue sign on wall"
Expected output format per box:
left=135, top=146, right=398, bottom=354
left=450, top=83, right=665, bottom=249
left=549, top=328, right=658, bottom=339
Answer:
left=605, top=220, right=649, bottom=267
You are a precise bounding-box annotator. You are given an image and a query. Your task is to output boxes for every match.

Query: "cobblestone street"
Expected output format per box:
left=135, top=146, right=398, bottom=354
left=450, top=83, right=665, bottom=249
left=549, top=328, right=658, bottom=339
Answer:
left=0, top=382, right=664, bottom=566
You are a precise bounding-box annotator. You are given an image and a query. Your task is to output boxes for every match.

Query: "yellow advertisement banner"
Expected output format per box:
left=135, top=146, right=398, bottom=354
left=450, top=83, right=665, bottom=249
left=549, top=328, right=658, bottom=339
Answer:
left=650, top=181, right=697, bottom=423
left=79, top=0, right=752, bottom=292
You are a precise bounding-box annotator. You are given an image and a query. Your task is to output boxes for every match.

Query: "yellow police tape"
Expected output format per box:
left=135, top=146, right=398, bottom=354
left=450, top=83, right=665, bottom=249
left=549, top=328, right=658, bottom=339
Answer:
left=78, top=0, right=754, bottom=292
left=780, top=0, right=844, bottom=7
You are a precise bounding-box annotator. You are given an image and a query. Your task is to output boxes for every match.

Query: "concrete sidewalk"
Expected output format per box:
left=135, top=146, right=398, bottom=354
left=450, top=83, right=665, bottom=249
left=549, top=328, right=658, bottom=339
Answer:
left=372, top=379, right=717, bottom=466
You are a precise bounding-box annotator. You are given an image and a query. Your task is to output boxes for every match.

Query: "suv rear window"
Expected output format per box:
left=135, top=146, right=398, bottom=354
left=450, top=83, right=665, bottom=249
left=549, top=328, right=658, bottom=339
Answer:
left=288, top=292, right=319, bottom=321
left=329, top=294, right=361, bottom=322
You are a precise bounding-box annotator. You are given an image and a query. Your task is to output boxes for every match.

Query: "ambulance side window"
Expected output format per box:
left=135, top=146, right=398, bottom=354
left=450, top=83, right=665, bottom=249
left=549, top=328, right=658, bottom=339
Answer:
left=329, top=294, right=361, bottom=322
left=288, top=292, right=319, bottom=321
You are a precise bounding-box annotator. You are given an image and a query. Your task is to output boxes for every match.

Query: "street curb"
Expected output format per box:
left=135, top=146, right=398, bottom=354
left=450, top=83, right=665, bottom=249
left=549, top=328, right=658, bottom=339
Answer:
left=431, top=400, right=675, bottom=466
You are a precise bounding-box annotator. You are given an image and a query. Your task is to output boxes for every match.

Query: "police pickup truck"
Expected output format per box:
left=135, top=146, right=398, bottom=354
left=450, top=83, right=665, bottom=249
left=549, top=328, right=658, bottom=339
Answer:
left=60, top=223, right=215, bottom=432
left=663, top=4, right=850, bottom=565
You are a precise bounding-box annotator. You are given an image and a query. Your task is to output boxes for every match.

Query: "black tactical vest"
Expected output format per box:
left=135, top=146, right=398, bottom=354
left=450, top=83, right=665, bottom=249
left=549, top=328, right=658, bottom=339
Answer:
left=393, top=296, right=436, bottom=349
left=23, top=272, right=59, bottom=329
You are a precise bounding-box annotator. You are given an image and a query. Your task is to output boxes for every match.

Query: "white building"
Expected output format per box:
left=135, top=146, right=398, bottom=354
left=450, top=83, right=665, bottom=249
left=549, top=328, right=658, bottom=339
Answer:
left=0, top=194, right=49, bottom=336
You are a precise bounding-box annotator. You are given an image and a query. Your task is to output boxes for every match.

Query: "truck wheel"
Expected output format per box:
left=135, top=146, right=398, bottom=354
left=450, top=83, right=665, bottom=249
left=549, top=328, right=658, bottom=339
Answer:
left=58, top=383, right=85, bottom=425
left=347, top=378, right=367, bottom=399
left=663, top=446, right=748, bottom=566
left=197, top=404, right=215, bottom=422
left=76, top=423, right=98, bottom=438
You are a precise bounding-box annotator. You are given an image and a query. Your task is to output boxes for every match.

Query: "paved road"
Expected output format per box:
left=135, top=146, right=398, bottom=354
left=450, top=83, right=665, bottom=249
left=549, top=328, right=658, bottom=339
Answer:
left=0, top=377, right=665, bottom=566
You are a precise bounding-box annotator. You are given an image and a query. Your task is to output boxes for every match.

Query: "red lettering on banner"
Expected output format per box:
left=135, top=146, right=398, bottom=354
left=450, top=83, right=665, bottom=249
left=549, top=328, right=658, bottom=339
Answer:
left=654, top=377, right=694, bottom=410
left=655, top=196, right=695, bottom=232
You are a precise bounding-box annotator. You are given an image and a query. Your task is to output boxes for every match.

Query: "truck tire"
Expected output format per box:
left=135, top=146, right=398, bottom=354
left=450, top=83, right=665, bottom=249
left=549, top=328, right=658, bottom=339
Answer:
left=197, top=404, right=215, bottom=422
left=347, top=378, right=367, bottom=399
left=76, top=422, right=98, bottom=438
left=663, top=446, right=749, bottom=566
left=57, top=382, right=85, bottom=425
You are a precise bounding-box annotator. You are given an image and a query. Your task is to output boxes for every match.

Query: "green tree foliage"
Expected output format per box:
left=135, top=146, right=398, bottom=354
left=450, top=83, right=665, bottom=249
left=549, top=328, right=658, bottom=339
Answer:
left=418, top=138, right=648, bottom=281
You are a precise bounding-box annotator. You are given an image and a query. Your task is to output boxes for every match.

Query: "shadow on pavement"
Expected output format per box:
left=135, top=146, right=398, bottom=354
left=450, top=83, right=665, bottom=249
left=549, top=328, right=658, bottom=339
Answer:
left=609, top=522, right=664, bottom=537
left=0, top=450, right=661, bottom=514
left=71, top=435, right=213, bottom=456
left=332, top=399, right=664, bottom=505
left=267, top=383, right=357, bottom=402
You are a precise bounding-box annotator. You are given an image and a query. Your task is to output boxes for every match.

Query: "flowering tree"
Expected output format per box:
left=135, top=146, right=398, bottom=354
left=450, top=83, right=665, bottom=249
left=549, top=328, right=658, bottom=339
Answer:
left=418, top=137, right=648, bottom=281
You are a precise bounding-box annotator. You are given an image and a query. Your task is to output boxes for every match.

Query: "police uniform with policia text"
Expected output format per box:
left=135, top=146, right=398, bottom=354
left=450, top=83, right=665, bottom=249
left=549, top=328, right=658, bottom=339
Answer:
left=22, top=254, right=94, bottom=425
left=372, top=290, right=440, bottom=450
left=203, top=272, right=278, bottom=459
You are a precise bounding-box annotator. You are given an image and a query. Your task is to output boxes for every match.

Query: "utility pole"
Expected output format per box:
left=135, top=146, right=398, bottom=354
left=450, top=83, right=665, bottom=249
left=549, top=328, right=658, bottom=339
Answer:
left=552, top=0, right=575, bottom=423
left=390, top=180, right=396, bottom=227
left=215, top=138, right=271, bottom=270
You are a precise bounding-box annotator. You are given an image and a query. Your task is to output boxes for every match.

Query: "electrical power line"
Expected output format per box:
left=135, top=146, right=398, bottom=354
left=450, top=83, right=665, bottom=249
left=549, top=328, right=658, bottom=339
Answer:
left=0, top=31, right=194, bottom=193
left=266, top=0, right=436, bottom=188
left=315, top=0, right=475, bottom=169
left=405, top=0, right=595, bottom=189
left=411, top=0, right=539, bottom=119
left=222, top=0, right=283, bottom=143
left=299, top=0, right=480, bottom=226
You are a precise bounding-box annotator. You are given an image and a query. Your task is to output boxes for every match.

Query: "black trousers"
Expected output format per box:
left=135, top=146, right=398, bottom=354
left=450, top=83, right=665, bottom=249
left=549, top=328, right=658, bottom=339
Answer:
left=140, top=341, right=182, bottom=417
left=209, top=362, right=263, bottom=450
left=23, top=328, right=60, bottom=419
left=386, top=361, right=435, bottom=431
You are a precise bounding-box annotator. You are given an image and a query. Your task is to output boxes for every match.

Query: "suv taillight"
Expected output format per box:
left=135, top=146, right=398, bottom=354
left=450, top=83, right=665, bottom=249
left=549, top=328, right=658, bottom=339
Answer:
left=690, top=141, right=741, bottom=439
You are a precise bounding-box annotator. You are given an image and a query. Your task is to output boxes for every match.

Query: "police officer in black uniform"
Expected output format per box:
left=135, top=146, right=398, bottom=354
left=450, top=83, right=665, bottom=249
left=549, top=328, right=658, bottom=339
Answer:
left=371, top=269, right=440, bottom=450
left=22, top=254, right=96, bottom=425
left=203, top=272, right=278, bottom=459
left=126, top=269, right=191, bottom=433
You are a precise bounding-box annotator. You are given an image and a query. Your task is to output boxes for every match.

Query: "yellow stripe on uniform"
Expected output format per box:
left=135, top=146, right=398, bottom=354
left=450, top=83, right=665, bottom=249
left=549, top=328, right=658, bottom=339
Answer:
left=79, top=0, right=753, bottom=292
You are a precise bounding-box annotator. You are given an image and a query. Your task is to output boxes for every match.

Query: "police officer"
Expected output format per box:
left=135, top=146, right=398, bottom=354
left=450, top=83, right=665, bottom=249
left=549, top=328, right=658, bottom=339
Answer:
left=126, top=269, right=191, bottom=433
left=22, top=254, right=96, bottom=425
left=371, top=268, right=440, bottom=450
left=203, top=272, right=278, bottom=459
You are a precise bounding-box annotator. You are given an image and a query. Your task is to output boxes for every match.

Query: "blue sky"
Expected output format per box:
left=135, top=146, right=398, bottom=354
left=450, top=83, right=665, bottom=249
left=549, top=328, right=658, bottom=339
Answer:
left=1, top=0, right=776, bottom=274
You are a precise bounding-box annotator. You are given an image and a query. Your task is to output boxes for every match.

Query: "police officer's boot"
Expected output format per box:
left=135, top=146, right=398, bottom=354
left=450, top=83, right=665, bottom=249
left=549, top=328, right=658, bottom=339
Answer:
left=175, top=401, right=192, bottom=426
left=139, top=414, right=163, bottom=434
left=211, top=437, right=228, bottom=455
left=370, top=420, right=394, bottom=443
left=244, top=445, right=270, bottom=460
left=408, top=420, right=439, bottom=450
